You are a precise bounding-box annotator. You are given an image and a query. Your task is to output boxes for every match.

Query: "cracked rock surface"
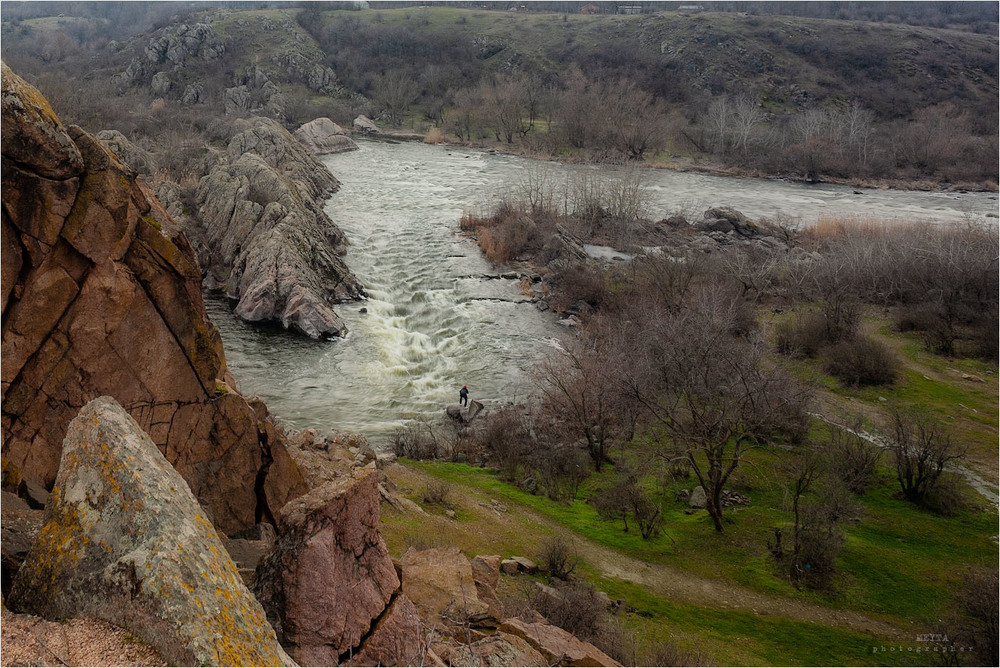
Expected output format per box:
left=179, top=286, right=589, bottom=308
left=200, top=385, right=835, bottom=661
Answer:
left=1, top=63, right=306, bottom=535
left=8, top=397, right=293, bottom=667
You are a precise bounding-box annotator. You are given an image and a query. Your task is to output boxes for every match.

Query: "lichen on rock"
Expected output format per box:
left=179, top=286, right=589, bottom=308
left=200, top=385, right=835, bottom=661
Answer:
left=8, top=397, right=294, bottom=667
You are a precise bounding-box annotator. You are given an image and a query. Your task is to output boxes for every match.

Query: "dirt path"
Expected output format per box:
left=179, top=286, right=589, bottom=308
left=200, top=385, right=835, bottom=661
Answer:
left=541, top=513, right=905, bottom=639
left=387, top=465, right=908, bottom=640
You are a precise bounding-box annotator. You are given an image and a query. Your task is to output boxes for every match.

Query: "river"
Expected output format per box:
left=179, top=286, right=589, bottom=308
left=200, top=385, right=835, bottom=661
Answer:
left=207, top=140, right=998, bottom=442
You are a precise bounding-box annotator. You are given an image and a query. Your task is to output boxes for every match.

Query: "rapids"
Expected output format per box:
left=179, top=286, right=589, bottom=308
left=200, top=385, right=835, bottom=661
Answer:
left=207, top=140, right=998, bottom=443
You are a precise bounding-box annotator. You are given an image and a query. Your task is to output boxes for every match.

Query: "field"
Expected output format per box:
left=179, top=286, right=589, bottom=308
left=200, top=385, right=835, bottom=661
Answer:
left=378, top=315, right=997, bottom=666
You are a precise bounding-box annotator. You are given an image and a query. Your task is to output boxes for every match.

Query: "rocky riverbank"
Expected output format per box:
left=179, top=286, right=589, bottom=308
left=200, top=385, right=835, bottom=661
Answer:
left=2, top=62, right=620, bottom=667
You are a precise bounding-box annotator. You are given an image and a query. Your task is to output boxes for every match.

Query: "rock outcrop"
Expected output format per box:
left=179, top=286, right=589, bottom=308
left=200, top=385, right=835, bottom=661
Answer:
left=194, top=117, right=364, bottom=338
left=294, top=117, right=358, bottom=155
left=1, top=490, right=43, bottom=598
left=95, top=130, right=156, bottom=176
left=8, top=397, right=294, bottom=667
left=255, top=464, right=422, bottom=666
left=353, top=114, right=380, bottom=135
left=401, top=546, right=496, bottom=635
left=1, top=63, right=306, bottom=535
left=500, top=617, right=621, bottom=667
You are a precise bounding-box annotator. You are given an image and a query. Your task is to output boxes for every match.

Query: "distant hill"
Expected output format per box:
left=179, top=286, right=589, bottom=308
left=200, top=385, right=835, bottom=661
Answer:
left=2, top=3, right=996, bottom=184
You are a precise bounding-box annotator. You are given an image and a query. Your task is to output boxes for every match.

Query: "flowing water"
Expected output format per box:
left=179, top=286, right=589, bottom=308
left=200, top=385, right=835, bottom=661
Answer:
left=207, top=140, right=998, bottom=442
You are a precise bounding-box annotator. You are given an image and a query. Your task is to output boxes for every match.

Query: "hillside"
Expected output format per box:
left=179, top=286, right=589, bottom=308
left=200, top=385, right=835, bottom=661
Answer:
left=2, top=4, right=997, bottom=185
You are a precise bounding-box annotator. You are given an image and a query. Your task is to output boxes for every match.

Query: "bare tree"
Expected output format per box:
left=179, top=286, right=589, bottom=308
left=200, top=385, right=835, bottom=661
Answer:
left=480, top=74, right=530, bottom=143
left=706, top=95, right=732, bottom=155
left=602, top=78, right=667, bottom=160
left=535, top=333, right=619, bottom=472
left=886, top=406, right=965, bottom=507
left=732, top=93, right=765, bottom=160
left=371, top=71, right=418, bottom=127
left=618, top=286, right=812, bottom=532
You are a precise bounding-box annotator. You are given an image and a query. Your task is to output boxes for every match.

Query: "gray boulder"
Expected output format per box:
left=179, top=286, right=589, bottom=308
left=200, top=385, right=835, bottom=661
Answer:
left=542, top=224, right=589, bottom=270
left=8, top=397, right=293, bottom=667
left=293, top=117, right=358, bottom=155
left=689, top=485, right=707, bottom=509
left=181, top=82, right=204, bottom=105
left=353, top=114, right=380, bottom=135
left=96, top=129, right=155, bottom=176
left=695, top=207, right=757, bottom=237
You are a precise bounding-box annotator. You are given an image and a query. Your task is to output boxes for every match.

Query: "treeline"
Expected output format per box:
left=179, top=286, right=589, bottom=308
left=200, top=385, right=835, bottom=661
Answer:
left=3, top=4, right=997, bottom=185
left=293, top=8, right=998, bottom=184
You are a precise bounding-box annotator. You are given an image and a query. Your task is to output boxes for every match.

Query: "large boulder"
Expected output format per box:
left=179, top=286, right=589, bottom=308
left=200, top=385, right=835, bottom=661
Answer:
left=352, top=115, right=380, bottom=135
left=446, top=633, right=547, bottom=667
left=8, top=397, right=293, bottom=667
left=195, top=117, right=364, bottom=338
left=500, top=617, right=621, bottom=667
left=694, top=207, right=757, bottom=237
left=1, top=63, right=306, bottom=535
left=294, top=117, right=358, bottom=155
left=255, top=464, right=422, bottom=666
left=401, top=546, right=494, bottom=634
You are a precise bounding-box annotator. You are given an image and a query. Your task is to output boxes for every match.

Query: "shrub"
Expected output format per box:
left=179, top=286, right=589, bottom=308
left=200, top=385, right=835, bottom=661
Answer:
left=822, top=336, right=899, bottom=386
left=539, top=536, right=578, bottom=581
left=390, top=420, right=441, bottom=460
left=530, top=580, right=606, bottom=640
left=534, top=444, right=591, bottom=502
left=826, top=421, right=882, bottom=494
left=476, top=406, right=533, bottom=481
left=953, top=567, right=999, bottom=666
left=593, top=465, right=663, bottom=539
left=551, top=264, right=609, bottom=312
left=423, top=127, right=444, bottom=144
left=475, top=214, right=539, bottom=264
left=774, top=311, right=836, bottom=358
left=421, top=480, right=451, bottom=507
left=918, top=472, right=965, bottom=517
left=886, top=407, right=966, bottom=509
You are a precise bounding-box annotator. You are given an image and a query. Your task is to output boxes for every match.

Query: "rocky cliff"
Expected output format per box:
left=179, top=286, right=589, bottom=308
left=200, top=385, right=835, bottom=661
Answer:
left=159, top=117, right=364, bottom=338
left=1, top=62, right=306, bottom=535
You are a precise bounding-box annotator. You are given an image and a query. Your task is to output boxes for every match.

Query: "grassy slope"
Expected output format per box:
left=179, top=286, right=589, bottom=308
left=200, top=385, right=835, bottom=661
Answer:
left=380, top=317, right=997, bottom=666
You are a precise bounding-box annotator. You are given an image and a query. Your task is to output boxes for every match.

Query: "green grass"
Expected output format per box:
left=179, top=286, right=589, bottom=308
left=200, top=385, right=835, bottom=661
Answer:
left=590, top=574, right=939, bottom=667
left=401, top=449, right=997, bottom=625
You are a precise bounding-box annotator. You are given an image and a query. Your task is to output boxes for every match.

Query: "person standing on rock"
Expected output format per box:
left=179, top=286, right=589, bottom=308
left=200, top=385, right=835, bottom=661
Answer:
left=459, top=385, right=469, bottom=407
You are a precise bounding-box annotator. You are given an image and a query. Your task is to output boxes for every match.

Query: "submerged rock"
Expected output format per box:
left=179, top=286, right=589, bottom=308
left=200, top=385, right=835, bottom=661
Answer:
left=8, top=397, right=293, bottom=667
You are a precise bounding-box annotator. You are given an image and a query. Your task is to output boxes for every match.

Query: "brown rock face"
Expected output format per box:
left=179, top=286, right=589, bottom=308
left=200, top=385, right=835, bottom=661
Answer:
left=0, top=63, right=306, bottom=535
left=401, top=546, right=495, bottom=635
left=500, top=618, right=621, bottom=667
left=255, top=464, right=421, bottom=666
